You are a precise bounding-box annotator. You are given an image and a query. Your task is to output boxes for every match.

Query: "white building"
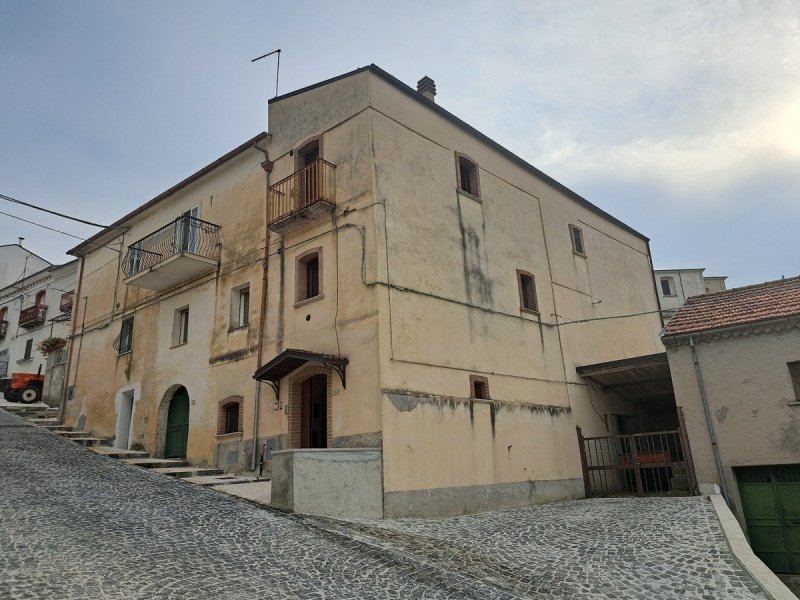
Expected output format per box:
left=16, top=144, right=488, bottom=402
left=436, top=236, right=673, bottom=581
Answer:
left=0, top=243, right=51, bottom=289
left=0, top=260, right=78, bottom=403
left=654, top=268, right=727, bottom=320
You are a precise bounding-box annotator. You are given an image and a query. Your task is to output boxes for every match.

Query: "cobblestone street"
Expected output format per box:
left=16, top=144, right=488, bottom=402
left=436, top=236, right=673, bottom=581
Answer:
left=0, top=409, right=767, bottom=599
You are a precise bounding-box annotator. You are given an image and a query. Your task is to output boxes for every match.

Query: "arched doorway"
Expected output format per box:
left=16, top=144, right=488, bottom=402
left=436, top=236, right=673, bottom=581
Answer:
left=165, top=386, right=190, bottom=458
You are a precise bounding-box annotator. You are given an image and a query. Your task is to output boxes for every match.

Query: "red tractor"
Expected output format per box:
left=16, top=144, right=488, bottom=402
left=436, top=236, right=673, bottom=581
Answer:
left=0, top=367, right=44, bottom=404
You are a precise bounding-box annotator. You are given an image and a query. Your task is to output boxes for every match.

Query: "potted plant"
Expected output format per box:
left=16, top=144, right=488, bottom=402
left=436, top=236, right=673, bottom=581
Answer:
left=37, top=337, right=67, bottom=356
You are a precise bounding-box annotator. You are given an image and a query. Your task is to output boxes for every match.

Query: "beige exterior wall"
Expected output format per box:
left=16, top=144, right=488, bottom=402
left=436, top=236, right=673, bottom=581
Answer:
left=666, top=325, right=800, bottom=523
left=65, top=147, right=267, bottom=468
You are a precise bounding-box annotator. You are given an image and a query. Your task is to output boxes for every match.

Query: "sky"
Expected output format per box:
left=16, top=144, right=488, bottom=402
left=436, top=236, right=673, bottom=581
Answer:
left=1, top=0, right=798, bottom=288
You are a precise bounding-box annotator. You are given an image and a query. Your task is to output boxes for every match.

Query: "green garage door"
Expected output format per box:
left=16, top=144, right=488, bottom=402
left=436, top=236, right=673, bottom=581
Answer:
left=737, top=465, right=800, bottom=574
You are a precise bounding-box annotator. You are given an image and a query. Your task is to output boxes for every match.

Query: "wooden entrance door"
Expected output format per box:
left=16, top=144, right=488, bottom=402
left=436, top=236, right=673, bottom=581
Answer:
left=301, top=374, right=327, bottom=448
left=165, top=387, right=190, bottom=458
left=737, top=465, right=800, bottom=574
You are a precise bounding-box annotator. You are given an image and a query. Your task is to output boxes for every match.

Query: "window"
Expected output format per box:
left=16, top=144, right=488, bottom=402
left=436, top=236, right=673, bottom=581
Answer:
left=23, top=339, right=33, bottom=360
left=230, top=284, right=250, bottom=329
left=455, top=153, right=480, bottom=199
left=128, top=241, right=144, bottom=275
left=470, top=375, right=490, bottom=400
left=789, top=362, right=800, bottom=401
left=172, top=307, right=189, bottom=346
left=0, top=306, right=6, bottom=322
left=517, top=270, right=539, bottom=313
left=117, top=316, right=134, bottom=354
left=217, top=396, right=244, bottom=435
left=660, top=277, right=675, bottom=297
left=35, top=290, right=46, bottom=306
left=175, top=206, right=200, bottom=253
left=569, top=224, right=585, bottom=256
left=295, top=248, right=323, bottom=304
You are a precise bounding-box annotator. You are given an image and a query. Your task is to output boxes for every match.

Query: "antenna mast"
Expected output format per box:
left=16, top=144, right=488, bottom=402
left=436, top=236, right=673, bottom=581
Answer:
left=251, top=49, right=281, bottom=98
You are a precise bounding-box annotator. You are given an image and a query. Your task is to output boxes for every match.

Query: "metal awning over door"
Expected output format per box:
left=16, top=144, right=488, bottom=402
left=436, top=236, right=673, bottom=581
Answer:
left=253, top=348, right=348, bottom=397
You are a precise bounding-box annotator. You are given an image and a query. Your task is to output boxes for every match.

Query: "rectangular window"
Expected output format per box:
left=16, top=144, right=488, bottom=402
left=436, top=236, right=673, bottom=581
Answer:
left=789, top=362, right=800, bottom=401
left=456, top=153, right=481, bottom=199
left=295, top=248, right=323, bottom=305
left=517, top=270, right=539, bottom=313
left=470, top=375, right=490, bottom=400
left=660, top=277, right=675, bottom=296
left=118, top=316, right=134, bottom=354
left=230, top=284, right=250, bottom=329
left=306, top=257, right=319, bottom=298
left=23, top=339, right=33, bottom=360
left=569, top=224, right=585, bottom=256
left=173, top=307, right=189, bottom=346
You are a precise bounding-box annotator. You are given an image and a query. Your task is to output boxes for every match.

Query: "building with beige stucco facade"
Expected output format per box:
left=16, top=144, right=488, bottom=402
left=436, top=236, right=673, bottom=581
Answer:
left=662, top=276, right=800, bottom=575
left=64, top=65, right=669, bottom=517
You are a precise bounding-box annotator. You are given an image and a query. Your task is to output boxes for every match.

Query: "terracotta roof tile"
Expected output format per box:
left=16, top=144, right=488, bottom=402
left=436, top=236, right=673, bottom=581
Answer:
left=662, top=276, right=800, bottom=337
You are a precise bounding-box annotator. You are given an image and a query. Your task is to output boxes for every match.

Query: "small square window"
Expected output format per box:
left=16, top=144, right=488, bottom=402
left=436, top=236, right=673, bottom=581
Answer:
left=172, top=307, right=189, bottom=346
left=218, top=396, right=244, bottom=435
left=660, top=277, right=675, bottom=297
left=455, top=153, right=480, bottom=199
left=117, top=316, right=134, bottom=354
left=230, top=284, right=250, bottom=329
left=789, top=362, right=800, bottom=401
left=569, top=224, right=585, bottom=256
left=517, top=270, right=539, bottom=313
left=470, top=375, right=490, bottom=400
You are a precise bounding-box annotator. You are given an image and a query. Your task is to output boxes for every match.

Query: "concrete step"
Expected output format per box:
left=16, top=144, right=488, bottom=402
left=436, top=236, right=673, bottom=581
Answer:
left=28, top=417, right=62, bottom=425
left=89, top=447, right=150, bottom=459
left=71, top=437, right=107, bottom=447
left=3, top=406, right=58, bottom=418
left=183, top=474, right=252, bottom=486
left=52, top=430, right=92, bottom=438
left=121, top=458, right=189, bottom=469
left=151, top=466, right=224, bottom=479
left=41, top=424, right=71, bottom=431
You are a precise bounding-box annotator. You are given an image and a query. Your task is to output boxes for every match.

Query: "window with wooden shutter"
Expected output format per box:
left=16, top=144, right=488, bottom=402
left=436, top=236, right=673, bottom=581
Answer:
left=517, top=270, right=538, bottom=313
left=455, top=153, right=481, bottom=199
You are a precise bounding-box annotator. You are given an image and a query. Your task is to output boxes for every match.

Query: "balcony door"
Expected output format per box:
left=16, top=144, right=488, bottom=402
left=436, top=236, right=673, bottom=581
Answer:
left=174, top=206, right=200, bottom=254
left=297, top=141, right=319, bottom=209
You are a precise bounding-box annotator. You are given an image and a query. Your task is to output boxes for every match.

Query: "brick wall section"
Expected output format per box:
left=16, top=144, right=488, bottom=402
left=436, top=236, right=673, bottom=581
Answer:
left=287, top=366, right=333, bottom=448
left=294, top=247, right=323, bottom=305
left=217, top=395, right=244, bottom=435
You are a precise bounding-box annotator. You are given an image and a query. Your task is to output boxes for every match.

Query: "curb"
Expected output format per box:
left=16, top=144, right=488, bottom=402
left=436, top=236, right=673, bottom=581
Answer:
left=709, top=494, right=797, bottom=600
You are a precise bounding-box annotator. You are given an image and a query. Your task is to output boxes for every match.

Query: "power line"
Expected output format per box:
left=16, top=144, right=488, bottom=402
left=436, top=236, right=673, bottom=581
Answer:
left=0, top=192, right=114, bottom=228
left=0, top=210, right=87, bottom=241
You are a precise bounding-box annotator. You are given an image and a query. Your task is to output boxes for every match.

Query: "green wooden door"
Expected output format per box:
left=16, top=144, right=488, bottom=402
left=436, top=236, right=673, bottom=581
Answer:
left=165, top=388, right=190, bottom=459
left=737, top=465, right=800, bottom=574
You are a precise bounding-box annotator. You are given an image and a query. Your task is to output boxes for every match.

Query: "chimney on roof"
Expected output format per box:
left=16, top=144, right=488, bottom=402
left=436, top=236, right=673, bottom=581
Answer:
left=417, top=76, right=436, bottom=102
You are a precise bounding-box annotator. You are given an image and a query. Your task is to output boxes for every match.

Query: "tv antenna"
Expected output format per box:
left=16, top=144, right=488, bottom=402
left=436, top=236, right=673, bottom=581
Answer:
left=251, top=49, right=281, bottom=97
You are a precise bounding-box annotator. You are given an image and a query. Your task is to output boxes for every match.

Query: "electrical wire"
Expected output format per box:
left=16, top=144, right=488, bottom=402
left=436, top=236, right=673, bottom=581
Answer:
left=0, top=193, right=113, bottom=228
left=0, top=210, right=87, bottom=241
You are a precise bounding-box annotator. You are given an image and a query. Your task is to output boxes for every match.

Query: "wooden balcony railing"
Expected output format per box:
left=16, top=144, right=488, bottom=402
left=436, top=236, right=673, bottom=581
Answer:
left=19, top=305, right=47, bottom=329
left=268, top=159, right=336, bottom=225
left=0, top=320, right=7, bottom=339
left=122, top=215, right=221, bottom=278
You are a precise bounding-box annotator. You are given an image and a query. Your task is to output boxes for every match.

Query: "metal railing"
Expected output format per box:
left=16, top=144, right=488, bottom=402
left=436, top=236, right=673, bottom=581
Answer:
left=268, top=159, right=336, bottom=225
left=122, top=215, right=221, bottom=278
left=60, top=292, right=74, bottom=313
left=577, top=419, right=697, bottom=497
left=19, top=305, right=47, bottom=328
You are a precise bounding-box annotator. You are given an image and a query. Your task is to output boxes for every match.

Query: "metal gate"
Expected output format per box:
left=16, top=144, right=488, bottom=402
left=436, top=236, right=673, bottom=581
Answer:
left=577, top=415, right=697, bottom=497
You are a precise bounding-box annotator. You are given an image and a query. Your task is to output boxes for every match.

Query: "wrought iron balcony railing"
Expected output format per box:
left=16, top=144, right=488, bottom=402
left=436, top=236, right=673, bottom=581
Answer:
left=19, top=305, right=47, bottom=329
left=268, top=159, right=336, bottom=226
left=122, top=215, right=221, bottom=278
left=0, top=320, right=7, bottom=339
left=60, top=291, right=74, bottom=313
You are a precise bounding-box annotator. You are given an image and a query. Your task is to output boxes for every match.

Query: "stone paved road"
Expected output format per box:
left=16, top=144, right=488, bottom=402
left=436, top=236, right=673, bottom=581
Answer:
left=0, top=410, right=766, bottom=599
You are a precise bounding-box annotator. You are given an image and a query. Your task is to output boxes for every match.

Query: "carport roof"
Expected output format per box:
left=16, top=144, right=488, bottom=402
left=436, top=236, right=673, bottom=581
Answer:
left=576, top=353, right=673, bottom=399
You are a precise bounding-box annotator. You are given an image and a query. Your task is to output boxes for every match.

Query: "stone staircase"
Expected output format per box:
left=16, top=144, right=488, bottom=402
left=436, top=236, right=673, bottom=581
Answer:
left=2, top=402, right=256, bottom=489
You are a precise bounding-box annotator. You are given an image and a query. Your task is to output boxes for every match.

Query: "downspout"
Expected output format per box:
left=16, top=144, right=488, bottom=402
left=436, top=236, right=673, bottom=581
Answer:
left=689, top=335, right=730, bottom=503
left=59, top=255, right=85, bottom=423
left=251, top=139, right=272, bottom=471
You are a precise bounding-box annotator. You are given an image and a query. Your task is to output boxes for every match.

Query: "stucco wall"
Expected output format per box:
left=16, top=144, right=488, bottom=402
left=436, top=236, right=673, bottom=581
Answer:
left=666, top=326, right=800, bottom=521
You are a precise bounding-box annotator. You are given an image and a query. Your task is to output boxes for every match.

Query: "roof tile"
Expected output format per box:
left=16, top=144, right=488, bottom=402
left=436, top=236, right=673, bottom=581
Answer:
left=662, top=276, right=800, bottom=337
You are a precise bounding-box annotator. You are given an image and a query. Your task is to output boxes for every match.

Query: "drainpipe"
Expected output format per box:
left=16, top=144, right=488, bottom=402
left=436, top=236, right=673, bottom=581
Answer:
left=251, top=139, right=272, bottom=471
left=689, top=335, right=730, bottom=503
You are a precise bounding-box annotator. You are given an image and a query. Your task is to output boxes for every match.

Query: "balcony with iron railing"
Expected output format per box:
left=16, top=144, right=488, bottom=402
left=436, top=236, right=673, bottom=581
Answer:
left=122, top=215, right=221, bottom=291
left=0, top=320, right=7, bottom=339
left=19, top=305, right=47, bottom=329
left=60, top=291, right=75, bottom=313
left=268, top=159, right=336, bottom=234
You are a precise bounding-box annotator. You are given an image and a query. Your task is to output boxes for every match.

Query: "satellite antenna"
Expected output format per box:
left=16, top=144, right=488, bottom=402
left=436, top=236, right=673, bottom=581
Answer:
left=251, top=49, right=281, bottom=98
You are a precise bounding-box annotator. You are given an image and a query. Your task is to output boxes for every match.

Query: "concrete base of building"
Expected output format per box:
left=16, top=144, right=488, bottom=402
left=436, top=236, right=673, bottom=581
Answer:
left=383, top=477, right=584, bottom=518
left=271, top=448, right=383, bottom=519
